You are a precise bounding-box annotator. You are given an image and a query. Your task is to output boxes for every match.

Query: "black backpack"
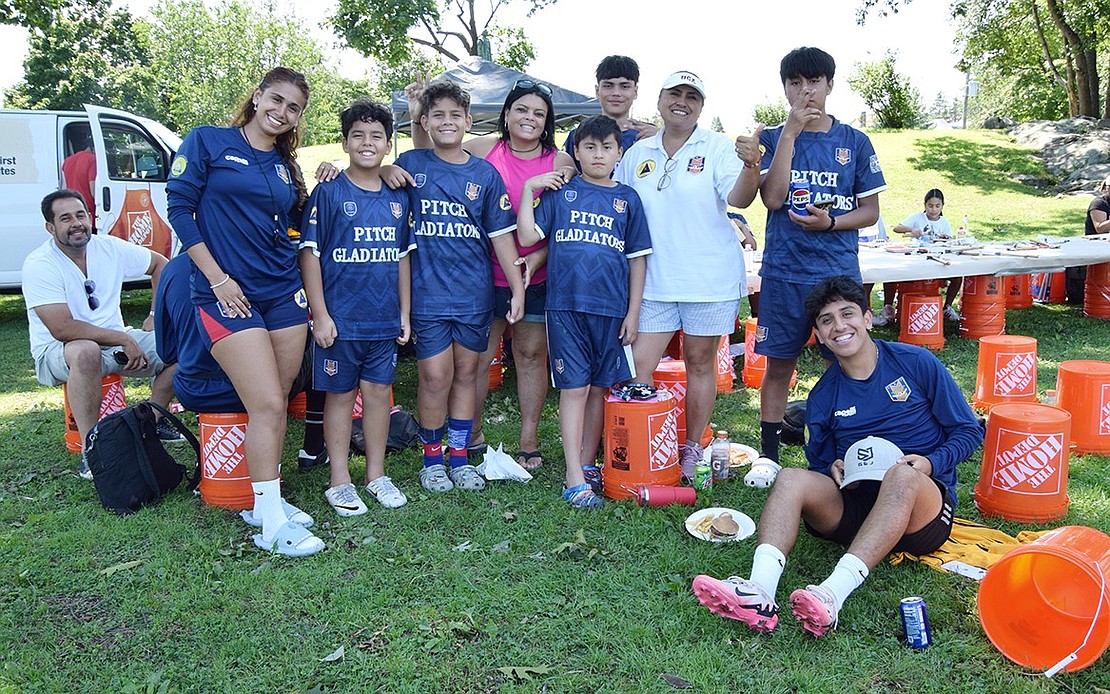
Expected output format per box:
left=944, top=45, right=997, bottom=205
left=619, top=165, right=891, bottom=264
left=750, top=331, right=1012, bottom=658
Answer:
left=781, top=399, right=808, bottom=446
left=85, top=401, right=200, bottom=515
left=350, top=407, right=420, bottom=456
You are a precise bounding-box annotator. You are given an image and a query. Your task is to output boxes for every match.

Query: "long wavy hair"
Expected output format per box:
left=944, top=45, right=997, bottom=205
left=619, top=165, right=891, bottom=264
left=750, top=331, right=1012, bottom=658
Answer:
left=496, top=82, right=558, bottom=154
left=232, top=67, right=310, bottom=207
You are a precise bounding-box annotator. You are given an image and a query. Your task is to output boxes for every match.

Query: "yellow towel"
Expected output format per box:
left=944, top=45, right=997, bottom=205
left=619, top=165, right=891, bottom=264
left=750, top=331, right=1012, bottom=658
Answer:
left=889, top=517, right=1052, bottom=573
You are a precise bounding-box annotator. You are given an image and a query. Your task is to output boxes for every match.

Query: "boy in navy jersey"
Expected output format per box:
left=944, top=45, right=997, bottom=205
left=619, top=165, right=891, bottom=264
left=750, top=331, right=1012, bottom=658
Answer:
left=745, top=47, right=887, bottom=477
left=565, top=56, right=657, bottom=170
left=300, top=99, right=415, bottom=514
left=395, top=81, right=524, bottom=493
left=518, top=116, right=652, bottom=508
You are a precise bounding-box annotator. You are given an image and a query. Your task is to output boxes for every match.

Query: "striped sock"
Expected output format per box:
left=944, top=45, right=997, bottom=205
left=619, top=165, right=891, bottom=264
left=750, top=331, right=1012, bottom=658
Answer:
left=446, top=417, right=473, bottom=469
left=419, top=424, right=447, bottom=468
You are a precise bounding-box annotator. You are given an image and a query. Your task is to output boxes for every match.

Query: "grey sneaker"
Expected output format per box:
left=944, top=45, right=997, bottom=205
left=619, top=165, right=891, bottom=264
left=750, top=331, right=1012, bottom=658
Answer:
left=419, top=464, right=454, bottom=493
left=78, top=451, right=93, bottom=480
left=324, top=482, right=368, bottom=517
left=680, top=441, right=703, bottom=483
left=943, top=304, right=961, bottom=322
left=448, top=464, right=486, bottom=491
left=365, top=475, right=407, bottom=508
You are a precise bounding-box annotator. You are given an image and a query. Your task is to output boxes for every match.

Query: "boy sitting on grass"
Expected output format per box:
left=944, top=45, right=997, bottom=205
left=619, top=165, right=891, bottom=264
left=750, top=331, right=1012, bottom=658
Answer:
left=299, top=99, right=414, bottom=515
left=396, top=80, right=524, bottom=493
left=518, top=115, right=652, bottom=508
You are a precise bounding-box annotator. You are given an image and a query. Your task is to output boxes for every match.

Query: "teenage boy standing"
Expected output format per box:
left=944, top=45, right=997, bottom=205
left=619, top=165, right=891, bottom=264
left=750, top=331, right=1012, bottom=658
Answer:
left=565, top=55, right=657, bottom=169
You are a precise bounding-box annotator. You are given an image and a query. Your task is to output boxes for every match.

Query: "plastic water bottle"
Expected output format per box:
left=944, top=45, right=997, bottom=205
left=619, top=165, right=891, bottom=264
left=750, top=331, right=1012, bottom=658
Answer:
left=711, top=430, right=731, bottom=481
left=958, top=215, right=969, bottom=238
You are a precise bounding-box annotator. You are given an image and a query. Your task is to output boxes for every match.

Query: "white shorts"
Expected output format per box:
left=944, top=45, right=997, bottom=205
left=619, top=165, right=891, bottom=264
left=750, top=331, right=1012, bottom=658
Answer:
left=638, top=298, right=741, bottom=336
left=34, top=327, right=165, bottom=387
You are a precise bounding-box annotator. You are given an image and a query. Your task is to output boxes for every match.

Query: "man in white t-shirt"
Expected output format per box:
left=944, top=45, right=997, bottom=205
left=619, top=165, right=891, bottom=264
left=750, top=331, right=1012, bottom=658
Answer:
left=23, top=190, right=177, bottom=478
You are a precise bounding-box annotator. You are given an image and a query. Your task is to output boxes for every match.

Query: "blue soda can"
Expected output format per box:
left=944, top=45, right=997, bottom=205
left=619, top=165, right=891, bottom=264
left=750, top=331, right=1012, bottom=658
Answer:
left=900, top=596, right=932, bottom=649
left=789, top=181, right=812, bottom=215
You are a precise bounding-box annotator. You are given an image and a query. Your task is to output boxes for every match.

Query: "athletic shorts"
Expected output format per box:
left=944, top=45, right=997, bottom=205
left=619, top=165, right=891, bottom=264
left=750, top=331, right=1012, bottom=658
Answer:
left=411, top=313, right=491, bottom=359
left=313, top=338, right=398, bottom=392
left=196, top=289, right=308, bottom=347
left=753, top=278, right=827, bottom=360
left=638, top=298, right=740, bottom=336
left=546, top=310, right=635, bottom=389
left=492, top=283, right=546, bottom=323
left=34, top=327, right=164, bottom=387
left=804, top=478, right=956, bottom=556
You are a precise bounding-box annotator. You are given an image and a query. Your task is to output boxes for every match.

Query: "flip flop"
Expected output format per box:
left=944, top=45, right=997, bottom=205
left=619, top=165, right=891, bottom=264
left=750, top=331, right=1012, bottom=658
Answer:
left=239, top=498, right=314, bottom=528
left=516, top=450, right=543, bottom=471
left=253, top=520, right=325, bottom=557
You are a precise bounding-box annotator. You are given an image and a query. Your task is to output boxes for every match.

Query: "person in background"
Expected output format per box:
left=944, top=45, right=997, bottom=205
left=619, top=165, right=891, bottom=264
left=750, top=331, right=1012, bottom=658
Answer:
left=730, top=211, right=760, bottom=317
left=565, top=56, right=657, bottom=169
left=857, top=216, right=894, bottom=326
left=1068, top=175, right=1110, bottom=302
left=62, top=132, right=97, bottom=227
left=892, top=188, right=960, bottom=322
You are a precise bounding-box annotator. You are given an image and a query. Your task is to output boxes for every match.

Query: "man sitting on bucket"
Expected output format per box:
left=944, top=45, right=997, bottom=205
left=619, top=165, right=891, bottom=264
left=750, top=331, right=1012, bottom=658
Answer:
left=693, top=276, right=983, bottom=636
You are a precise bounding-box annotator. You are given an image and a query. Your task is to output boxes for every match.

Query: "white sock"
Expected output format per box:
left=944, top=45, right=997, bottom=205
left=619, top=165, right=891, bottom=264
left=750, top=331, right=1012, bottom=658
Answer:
left=819, top=553, right=870, bottom=611
left=749, top=543, right=787, bottom=599
left=251, top=478, right=286, bottom=541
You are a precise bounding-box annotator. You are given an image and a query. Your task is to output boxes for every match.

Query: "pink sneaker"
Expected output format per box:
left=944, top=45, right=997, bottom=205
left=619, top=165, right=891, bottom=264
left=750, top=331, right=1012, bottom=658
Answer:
left=789, top=584, right=839, bottom=636
left=692, top=575, right=779, bottom=632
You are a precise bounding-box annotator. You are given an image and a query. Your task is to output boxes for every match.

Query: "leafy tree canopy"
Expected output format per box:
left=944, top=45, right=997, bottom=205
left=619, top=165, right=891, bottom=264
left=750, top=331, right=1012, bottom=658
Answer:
left=848, top=51, right=925, bottom=128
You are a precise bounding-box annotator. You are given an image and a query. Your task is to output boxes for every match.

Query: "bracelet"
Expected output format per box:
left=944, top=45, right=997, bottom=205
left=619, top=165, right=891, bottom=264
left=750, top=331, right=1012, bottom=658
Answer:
left=148, top=310, right=155, bottom=317
left=743, top=162, right=758, bottom=170
left=210, top=274, right=231, bottom=289
left=826, top=215, right=836, bottom=232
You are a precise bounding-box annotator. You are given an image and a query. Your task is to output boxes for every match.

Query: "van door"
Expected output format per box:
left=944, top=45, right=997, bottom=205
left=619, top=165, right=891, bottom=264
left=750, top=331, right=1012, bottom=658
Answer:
left=85, top=105, right=179, bottom=261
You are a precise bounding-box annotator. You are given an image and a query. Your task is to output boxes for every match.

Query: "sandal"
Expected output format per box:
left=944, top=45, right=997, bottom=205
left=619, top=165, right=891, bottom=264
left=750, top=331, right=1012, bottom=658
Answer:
left=240, top=498, right=314, bottom=529
left=581, top=464, right=603, bottom=494
left=253, top=520, right=325, bottom=557
left=744, top=457, right=782, bottom=488
left=562, top=483, right=604, bottom=509
left=448, top=464, right=486, bottom=491
left=420, top=464, right=454, bottom=493
left=516, top=450, right=543, bottom=471
left=468, top=434, right=488, bottom=456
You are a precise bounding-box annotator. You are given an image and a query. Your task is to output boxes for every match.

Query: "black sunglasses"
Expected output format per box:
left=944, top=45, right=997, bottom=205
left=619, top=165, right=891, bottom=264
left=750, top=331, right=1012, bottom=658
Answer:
left=84, top=279, right=99, bottom=310
left=513, top=79, right=553, bottom=98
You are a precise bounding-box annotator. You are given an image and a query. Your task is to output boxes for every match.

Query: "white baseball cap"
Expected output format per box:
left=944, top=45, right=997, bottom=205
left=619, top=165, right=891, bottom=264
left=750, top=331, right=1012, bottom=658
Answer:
left=661, top=71, right=706, bottom=99
left=840, top=436, right=904, bottom=488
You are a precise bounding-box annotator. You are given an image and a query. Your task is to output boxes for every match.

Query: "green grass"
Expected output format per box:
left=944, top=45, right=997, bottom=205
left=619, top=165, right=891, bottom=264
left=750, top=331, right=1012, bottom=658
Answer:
left=3, top=128, right=1110, bottom=691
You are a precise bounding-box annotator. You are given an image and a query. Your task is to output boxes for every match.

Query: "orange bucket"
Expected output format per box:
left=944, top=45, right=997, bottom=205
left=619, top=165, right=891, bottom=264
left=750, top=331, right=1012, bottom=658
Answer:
left=351, top=387, right=395, bottom=419
left=665, top=331, right=684, bottom=360
left=978, top=525, right=1110, bottom=674
left=602, top=390, right=680, bottom=499
left=286, top=391, right=306, bottom=419
left=652, top=360, right=711, bottom=447
left=1005, top=274, right=1033, bottom=309
left=63, top=373, right=127, bottom=453
left=488, top=337, right=504, bottom=391
left=1084, top=262, right=1110, bottom=319
left=898, top=294, right=944, bottom=350
left=742, top=317, right=797, bottom=390
left=715, top=336, right=735, bottom=394
left=1032, top=272, right=1067, bottom=304
left=894, top=280, right=941, bottom=320
left=972, top=335, right=1038, bottom=411
left=960, top=274, right=1005, bottom=340
left=198, top=411, right=253, bottom=510
left=974, top=403, right=1071, bottom=523
left=1055, top=360, right=1110, bottom=454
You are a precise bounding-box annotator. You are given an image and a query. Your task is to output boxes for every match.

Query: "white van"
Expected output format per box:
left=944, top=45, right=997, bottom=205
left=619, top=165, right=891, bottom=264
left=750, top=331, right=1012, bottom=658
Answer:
left=0, top=105, right=181, bottom=291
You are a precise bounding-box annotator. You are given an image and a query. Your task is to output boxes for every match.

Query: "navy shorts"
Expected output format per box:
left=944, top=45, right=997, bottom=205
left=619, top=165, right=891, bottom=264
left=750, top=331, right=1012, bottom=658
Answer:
left=804, top=478, right=956, bottom=556
left=313, top=338, right=398, bottom=392
left=547, top=310, right=635, bottom=389
left=411, top=313, right=491, bottom=359
left=753, top=278, right=833, bottom=360
left=492, top=282, right=547, bottom=323
left=197, top=289, right=308, bottom=347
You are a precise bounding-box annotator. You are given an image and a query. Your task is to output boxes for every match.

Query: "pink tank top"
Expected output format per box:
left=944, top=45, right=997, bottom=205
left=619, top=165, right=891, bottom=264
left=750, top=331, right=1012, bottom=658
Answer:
left=484, top=139, right=556, bottom=286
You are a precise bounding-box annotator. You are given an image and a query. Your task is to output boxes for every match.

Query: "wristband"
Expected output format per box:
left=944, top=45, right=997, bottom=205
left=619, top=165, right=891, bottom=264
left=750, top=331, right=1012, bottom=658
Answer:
left=826, top=215, right=836, bottom=232
left=210, top=274, right=231, bottom=289
left=148, top=310, right=155, bottom=317
left=743, top=162, right=758, bottom=169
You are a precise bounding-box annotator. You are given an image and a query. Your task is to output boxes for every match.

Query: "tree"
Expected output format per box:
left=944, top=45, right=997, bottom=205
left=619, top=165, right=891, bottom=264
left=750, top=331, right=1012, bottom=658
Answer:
left=847, top=51, right=925, bottom=128
left=0, top=0, right=70, bottom=28
left=331, top=0, right=554, bottom=71
left=3, top=0, right=157, bottom=114
left=710, top=116, right=725, bottom=133
left=752, top=99, right=788, bottom=125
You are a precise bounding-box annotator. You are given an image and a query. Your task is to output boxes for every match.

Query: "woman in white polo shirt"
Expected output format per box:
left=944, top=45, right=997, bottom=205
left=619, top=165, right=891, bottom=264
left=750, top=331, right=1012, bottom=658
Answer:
left=615, top=70, right=761, bottom=479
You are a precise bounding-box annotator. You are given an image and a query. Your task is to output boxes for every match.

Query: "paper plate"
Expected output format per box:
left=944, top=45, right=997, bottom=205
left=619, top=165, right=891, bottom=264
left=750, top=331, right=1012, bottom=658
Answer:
left=702, top=442, right=759, bottom=468
left=685, top=507, right=756, bottom=543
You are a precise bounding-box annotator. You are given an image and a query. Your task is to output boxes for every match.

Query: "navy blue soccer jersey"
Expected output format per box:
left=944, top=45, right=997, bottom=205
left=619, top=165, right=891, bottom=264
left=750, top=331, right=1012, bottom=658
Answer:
left=167, top=126, right=303, bottom=302
left=301, top=173, right=415, bottom=340
left=533, top=177, right=652, bottom=318
left=394, top=149, right=516, bottom=318
left=758, top=118, right=887, bottom=284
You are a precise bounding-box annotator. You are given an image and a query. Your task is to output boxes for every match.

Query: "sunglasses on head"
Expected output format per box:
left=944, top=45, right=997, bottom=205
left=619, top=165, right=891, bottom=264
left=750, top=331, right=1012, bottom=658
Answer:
left=513, top=79, right=553, bottom=98
left=84, top=279, right=99, bottom=310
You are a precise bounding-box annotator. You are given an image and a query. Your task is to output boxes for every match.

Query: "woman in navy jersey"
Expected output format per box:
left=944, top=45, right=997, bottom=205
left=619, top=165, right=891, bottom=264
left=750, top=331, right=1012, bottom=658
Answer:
left=168, top=67, right=323, bottom=557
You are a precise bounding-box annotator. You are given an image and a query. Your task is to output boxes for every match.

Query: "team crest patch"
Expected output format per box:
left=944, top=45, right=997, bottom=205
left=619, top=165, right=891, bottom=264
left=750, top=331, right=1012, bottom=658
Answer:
left=343, top=201, right=357, bottom=217
left=499, top=193, right=511, bottom=210
left=687, top=156, right=705, bottom=174
left=414, top=173, right=427, bottom=188
left=390, top=202, right=403, bottom=219
left=465, top=182, right=481, bottom=201
left=755, top=325, right=768, bottom=342
left=293, top=288, right=308, bottom=308
left=613, top=198, right=627, bottom=214
left=564, top=190, right=577, bottom=202
left=886, top=377, right=911, bottom=402
left=554, top=358, right=565, bottom=375
left=275, top=163, right=290, bottom=185
left=869, top=154, right=882, bottom=174
left=532, top=196, right=541, bottom=208
left=636, top=160, right=656, bottom=178
left=170, top=156, right=187, bottom=177
left=323, top=359, right=339, bottom=377
left=835, top=148, right=851, bottom=165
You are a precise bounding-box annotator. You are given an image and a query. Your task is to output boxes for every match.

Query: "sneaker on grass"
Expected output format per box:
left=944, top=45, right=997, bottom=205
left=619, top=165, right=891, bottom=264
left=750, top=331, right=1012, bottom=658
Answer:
left=78, top=451, right=93, bottom=480
left=325, top=482, right=368, bottom=517
left=789, top=584, right=839, bottom=637
left=155, top=417, right=186, bottom=444
left=943, top=304, right=961, bottom=322
left=298, top=446, right=329, bottom=470
left=365, top=475, right=407, bottom=508
left=692, top=574, right=779, bottom=632
left=680, top=441, right=703, bottom=483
